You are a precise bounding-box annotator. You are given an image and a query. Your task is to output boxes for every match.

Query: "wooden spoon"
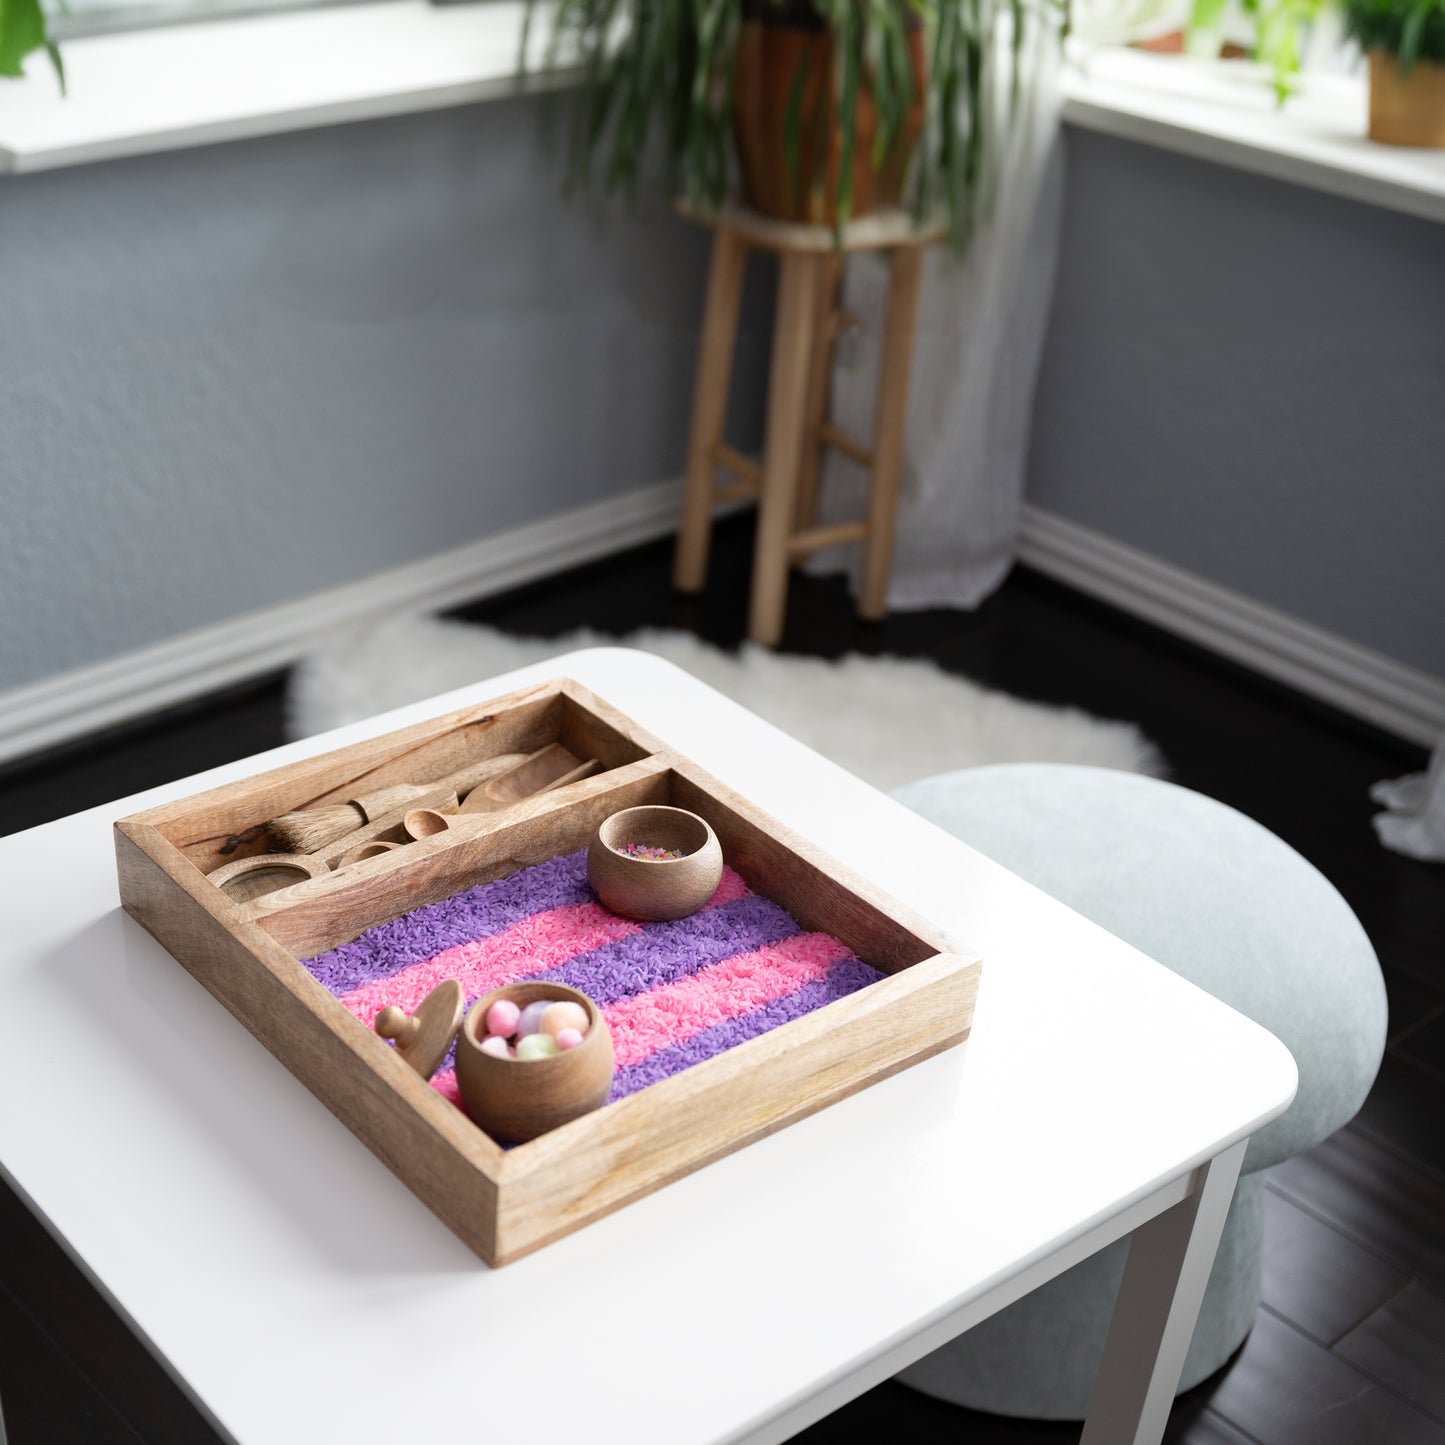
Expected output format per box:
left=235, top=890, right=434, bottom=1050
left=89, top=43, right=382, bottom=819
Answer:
left=458, top=744, right=601, bottom=814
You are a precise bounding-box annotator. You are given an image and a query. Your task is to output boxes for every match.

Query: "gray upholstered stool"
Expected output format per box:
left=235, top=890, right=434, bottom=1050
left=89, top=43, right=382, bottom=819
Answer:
left=889, top=763, right=1386, bottom=1420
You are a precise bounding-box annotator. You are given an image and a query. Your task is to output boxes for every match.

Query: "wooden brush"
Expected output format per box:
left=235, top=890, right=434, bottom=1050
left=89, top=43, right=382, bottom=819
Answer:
left=266, top=754, right=526, bottom=854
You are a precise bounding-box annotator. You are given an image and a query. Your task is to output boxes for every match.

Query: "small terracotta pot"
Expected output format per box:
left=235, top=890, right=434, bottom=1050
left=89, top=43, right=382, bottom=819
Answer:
left=454, top=983, right=615, bottom=1143
left=732, top=17, right=925, bottom=225
left=1368, top=52, right=1445, bottom=148
left=587, top=805, right=724, bottom=921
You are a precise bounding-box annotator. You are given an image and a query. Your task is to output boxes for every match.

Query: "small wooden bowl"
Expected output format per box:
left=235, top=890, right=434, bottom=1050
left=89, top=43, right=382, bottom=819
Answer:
left=454, top=983, right=614, bottom=1144
left=587, top=805, right=723, bottom=921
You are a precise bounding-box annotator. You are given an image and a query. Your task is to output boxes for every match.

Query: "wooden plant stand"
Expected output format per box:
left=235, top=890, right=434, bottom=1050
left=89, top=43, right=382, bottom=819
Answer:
left=674, top=204, right=941, bottom=646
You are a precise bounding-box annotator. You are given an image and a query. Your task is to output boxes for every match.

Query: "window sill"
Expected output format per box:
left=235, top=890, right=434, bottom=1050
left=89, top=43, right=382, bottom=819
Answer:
left=0, top=0, right=562, bottom=174
left=1062, top=42, right=1445, bottom=226
left=2, top=7, right=1442, bottom=231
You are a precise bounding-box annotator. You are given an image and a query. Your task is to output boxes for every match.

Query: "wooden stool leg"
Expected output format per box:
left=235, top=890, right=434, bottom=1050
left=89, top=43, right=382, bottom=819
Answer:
left=748, top=250, right=823, bottom=648
left=858, top=245, right=924, bottom=621
left=674, top=228, right=749, bottom=594
left=794, top=252, right=844, bottom=533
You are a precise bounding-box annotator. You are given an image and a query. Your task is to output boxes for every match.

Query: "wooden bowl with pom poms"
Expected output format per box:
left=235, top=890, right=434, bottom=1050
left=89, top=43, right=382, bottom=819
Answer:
left=454, top=983, right=614, bottom=1143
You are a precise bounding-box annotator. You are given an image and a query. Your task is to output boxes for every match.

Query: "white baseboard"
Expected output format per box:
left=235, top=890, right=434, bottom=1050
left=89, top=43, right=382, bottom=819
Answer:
left=0, top=480, right=687, bottom=768
left=1019, top=505, right=1445, bottom=749
left=7, top=487, right=1438, bottom=768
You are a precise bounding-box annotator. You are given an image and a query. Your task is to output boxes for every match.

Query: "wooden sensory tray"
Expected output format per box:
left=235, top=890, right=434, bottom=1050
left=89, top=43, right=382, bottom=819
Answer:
left=114, top=677, right=981, bottom=1265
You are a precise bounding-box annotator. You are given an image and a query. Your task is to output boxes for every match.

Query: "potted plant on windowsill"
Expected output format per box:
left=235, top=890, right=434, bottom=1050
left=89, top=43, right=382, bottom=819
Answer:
left=530, top=0, right=1064, bottom=245
left=1345, top=0, right=1445, bottom=144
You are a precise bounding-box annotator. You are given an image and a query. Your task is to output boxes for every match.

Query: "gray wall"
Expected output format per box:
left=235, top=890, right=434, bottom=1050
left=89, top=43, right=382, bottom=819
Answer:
left=1028, top=128, right=1445, bottom=678
left=0, top=97, right=768, bottom=692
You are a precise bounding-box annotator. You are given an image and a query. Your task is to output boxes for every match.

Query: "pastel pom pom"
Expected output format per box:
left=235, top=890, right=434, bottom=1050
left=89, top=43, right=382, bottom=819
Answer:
left=485, top=999, right=521, bottom=1039
left=555, top=1027, right=584, bottom=1051
left=479, top=1036, right=514, bottom=1060
left=515, top=1000, right=553, bottom=1038
left=539, top=1001, right=589, bottom=1040
left=516, top=1033, right=559, bottom=1061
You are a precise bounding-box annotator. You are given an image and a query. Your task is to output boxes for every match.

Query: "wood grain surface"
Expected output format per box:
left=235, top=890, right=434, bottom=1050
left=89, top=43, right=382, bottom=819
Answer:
left=114, top=677, right=979, bottom=1265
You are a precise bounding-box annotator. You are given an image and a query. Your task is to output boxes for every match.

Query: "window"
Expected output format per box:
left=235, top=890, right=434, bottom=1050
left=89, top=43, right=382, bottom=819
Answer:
left=47, top=0, right=384, bottom=40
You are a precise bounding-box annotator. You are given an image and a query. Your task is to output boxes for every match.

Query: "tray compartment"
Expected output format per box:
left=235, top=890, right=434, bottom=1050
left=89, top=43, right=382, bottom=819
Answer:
left=140, top=679, right=655, bottom=878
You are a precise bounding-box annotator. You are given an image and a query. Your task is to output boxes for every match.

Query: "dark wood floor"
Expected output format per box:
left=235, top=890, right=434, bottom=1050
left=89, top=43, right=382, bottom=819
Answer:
left=2, top=515, right=1443, bottom=1445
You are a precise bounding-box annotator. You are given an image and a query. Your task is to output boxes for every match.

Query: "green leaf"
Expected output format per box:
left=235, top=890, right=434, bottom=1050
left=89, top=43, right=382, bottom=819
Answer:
left=1187, top=0, right=1230, bottom=40
left=1398, top=0, right=1428, bottom=69
left=0, top=0, right=49, bottom=79
left=529, top=0, right=1059, bottom=253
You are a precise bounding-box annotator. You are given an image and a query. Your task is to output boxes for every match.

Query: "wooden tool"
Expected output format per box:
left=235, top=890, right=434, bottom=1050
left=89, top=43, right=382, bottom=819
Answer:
left=266, top=755, right=526, bottom=854
left=333, top=840, right=401, bottom=869
left=207, top=852, right=330, bottom=904
left=403, top=808, right=452, bottom=842
left=373, top=980, right=465, bottom=1081
left=458, top=745, right=601, bottom=815
left=313, top=788, right=460, bottom=869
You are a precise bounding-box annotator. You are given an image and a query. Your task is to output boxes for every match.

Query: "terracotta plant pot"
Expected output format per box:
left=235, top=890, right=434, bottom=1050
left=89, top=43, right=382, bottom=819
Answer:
left=732, top=15, right=925, bottom=225
left=454, top=983, right=615, bottom=1144
left=1367, top=51, right=1445, bottom=147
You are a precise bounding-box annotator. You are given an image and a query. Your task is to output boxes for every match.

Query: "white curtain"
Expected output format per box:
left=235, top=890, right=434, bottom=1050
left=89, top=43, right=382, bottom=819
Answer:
left=805, top=28, right=1065, bottom=609
left=1373, top=734, right=1445, bottom=862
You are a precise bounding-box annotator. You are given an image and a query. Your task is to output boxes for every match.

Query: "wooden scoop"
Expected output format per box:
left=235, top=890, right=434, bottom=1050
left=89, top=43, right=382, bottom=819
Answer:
left=458, top=744, right=601, bottom=814
left=262, top=754, right=529, bottom=855
left=374, top=980, right=465, bottom=1081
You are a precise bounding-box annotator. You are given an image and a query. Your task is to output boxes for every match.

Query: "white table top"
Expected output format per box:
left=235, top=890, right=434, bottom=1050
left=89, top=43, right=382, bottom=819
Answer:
left=0, top=648, right=1296, bottom=1445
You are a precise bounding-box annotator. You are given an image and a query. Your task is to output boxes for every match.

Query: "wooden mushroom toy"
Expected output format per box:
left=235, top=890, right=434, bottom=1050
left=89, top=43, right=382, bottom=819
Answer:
left=373, top=980, right=465, bottom=1081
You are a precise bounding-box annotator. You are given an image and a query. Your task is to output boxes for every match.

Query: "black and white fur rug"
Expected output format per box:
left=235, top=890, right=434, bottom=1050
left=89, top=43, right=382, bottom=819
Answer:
left=289, top=614, right=1163, bottom=792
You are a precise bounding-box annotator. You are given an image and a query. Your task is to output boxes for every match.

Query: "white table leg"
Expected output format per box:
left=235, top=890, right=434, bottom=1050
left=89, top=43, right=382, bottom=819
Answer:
left=1080, top=1139, right=1247, bottom=1445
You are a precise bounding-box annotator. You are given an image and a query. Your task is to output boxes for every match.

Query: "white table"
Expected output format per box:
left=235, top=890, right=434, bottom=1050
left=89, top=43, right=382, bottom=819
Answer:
left=0, top=648, right=1296, bottom=1445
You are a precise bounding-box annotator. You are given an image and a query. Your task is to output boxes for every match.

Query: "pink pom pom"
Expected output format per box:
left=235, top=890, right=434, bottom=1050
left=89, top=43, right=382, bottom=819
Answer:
left=555, top=1027, right=584, bottom=1051
left=479, top=1036, right=513, bottom=1060
left=485, top=999, right=521, bottom=1039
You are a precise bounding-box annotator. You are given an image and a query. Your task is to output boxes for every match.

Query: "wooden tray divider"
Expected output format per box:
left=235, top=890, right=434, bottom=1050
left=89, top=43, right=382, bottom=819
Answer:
left=251, top=758, right=674, bottom=959
left=556, top=677, right=673, bottom=759
left=130, top=684, right=564, bottom=870
left=131, top=678, right=655, bottom=876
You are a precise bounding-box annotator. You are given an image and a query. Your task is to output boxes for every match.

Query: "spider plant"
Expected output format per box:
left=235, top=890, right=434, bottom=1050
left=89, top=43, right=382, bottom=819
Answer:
left=1185, top=0, right=1327, bottom=99
left=1344, top=0, right=1445, bottom=69
left=526, top=0, right=1067, bottom=247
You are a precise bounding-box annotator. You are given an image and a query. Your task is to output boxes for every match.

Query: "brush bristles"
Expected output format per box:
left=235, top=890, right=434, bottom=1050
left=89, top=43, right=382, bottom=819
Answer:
left=268, top=802, right=367, bottom=854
